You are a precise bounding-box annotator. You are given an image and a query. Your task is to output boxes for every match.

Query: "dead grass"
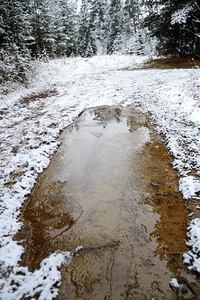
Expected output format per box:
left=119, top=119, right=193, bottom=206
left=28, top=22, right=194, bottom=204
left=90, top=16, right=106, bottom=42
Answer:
left=143, top=56, right=200, bottom=69
left=20, top=89, right=58, bottom=105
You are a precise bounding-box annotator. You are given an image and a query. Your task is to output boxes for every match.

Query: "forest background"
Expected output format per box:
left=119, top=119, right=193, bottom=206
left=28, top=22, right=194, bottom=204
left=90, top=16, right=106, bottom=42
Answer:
left=0, top=0, right=200, bottom=84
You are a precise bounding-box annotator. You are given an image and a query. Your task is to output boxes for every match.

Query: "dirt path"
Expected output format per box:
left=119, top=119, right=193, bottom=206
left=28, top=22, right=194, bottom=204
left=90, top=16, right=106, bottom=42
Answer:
left=15, top=106, right=198, bottom=299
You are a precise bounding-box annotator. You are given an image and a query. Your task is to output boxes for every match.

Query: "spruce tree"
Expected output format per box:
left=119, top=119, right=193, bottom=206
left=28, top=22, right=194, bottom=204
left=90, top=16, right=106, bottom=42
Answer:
left=0, top=0, right=79, bottom=83
left=29, top=0, right=56, bottom=58
left=77, top=0, right=97, bottom=57
left=143, top=0, right=200, bottom=56
left=89, top=0, right=107, bottom=54
left=106, top=0, right=124, bottom=54
left=122, top=0, right=142, bottom=54
left=0, top=0, right=33, bottom=83
left=53, top=0, right=78, bottom=57
left=123, top=0, right=138, bottom=35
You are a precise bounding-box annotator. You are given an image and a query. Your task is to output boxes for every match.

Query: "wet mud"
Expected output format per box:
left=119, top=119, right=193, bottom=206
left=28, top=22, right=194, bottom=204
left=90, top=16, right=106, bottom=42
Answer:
left=16, top=106, right=199, bottom=299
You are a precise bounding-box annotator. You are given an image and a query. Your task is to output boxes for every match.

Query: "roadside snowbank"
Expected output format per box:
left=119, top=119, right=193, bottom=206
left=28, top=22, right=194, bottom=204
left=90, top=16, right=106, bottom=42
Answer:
left=0, top=55, right=200, bottom=298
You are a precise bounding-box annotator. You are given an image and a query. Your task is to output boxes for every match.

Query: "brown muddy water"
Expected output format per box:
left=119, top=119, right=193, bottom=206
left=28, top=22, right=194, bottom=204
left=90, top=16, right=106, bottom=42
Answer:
left=16, top=106, right=199, bottom=299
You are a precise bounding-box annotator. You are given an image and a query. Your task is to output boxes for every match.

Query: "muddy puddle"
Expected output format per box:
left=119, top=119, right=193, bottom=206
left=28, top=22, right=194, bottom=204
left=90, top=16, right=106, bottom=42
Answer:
left=16, top=106, right=199, bottom=299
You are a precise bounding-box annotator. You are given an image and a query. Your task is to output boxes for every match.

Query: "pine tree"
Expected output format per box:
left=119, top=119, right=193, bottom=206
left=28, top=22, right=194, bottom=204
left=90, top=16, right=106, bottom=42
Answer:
left=135, top=29, right=145, bottom=54
left=171, top=1, right=200, bottom=56
left=142, top=0, right=200, bottom=56
left=106, top=0, right=124, bottom=54
left=53, top=0, right=78, bottom=57
left=89, top=0, right=107, bottom=54
left=123, top=0, right=138, bottom=35
left=0, top=0, right=79, bottom=83
left=122, top=0, right=141, bottom=54
left=77, top=0, right=97, bottom=57
left=0, top=0, right=34, bottom=83
left=0, top=0, right=33, bottom=48
left=29, top=0, right=56, bottom=58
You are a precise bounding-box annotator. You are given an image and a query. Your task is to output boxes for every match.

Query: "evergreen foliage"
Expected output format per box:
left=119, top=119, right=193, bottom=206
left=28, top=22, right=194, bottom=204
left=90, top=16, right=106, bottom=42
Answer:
left=0, top=0, right=199, bottom=84
left=77, top=0, right=108, bottom=56
left=124, top=0, right=138, bottom=35
left=77, top=0, right=97, bottom=57
left=0, top=0, right=78, bottom=83
left=89, top=0, right=107, bottom=54
left=142, top=0, right=200, bottom=57
left=29, top=0, right=77, bottom=58
left=0, top=0, right=34, bottom=83
left=106, top=0, right=124, bottom=54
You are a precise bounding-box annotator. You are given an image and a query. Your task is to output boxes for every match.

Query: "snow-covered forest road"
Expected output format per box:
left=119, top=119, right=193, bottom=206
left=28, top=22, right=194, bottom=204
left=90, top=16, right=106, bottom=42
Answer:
left=0, top=55, right=200, bottom=299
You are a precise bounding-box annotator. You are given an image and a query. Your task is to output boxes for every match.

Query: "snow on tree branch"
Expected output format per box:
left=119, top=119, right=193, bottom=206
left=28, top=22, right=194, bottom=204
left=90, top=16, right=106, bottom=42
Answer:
left=171, top=4, right=193, bottom=25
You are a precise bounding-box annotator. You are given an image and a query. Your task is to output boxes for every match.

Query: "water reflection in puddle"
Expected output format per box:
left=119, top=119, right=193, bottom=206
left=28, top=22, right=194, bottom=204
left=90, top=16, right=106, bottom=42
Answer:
left=18, top=106, right=195, bottom=299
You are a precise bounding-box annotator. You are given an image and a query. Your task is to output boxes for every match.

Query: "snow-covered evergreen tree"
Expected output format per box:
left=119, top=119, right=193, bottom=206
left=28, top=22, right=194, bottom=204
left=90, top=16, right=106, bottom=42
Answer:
left=77, top=0, right=97, bottom=57
left=123, top=0, right=138, bottom=35
left=29, top=0, right=57, bottom=58
left=106, top=0, right=124, bottom=54
left=0, top=0, right=79, bottom=83
left=0, top=0, right=34, bottom=83
left=122, top=0, right=139, bottom=54
left=53, top=0, right=78, bottom=57
left=3, top=0, right=199, bottom=84
left=143, top=0, right=200, bottom=56
left=89, top=0, right=108, bottom=54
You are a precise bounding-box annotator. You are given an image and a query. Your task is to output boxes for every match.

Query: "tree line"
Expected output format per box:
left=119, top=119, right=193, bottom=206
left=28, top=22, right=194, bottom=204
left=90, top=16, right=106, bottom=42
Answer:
left=0, top=0, right=199, bottom=83
left=143, top=0, right=200, bottom=57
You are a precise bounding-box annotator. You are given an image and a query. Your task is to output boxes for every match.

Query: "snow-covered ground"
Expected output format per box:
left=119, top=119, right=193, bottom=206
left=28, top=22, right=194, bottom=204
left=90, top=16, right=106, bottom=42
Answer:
left=0, top=55, right=200, bottom=299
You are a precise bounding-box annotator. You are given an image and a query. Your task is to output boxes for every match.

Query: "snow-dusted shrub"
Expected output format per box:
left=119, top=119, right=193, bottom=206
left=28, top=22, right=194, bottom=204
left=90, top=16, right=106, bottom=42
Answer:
left=0, top=44, right=33, bottom=84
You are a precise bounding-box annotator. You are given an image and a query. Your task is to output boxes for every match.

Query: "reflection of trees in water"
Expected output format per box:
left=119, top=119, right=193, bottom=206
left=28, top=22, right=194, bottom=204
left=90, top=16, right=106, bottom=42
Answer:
left=17, top=105, right=193, bottom=297
left=73, top=122, right=80, bottom=132
left=126, top=108, right=149, bottom=133
left=81, top=106, right=150, bottom=134
left=126, top=114, right=141, bottom=132
left=91, top=106, right=122, bottom=123
left=87, top=105, right=189, bottom=276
